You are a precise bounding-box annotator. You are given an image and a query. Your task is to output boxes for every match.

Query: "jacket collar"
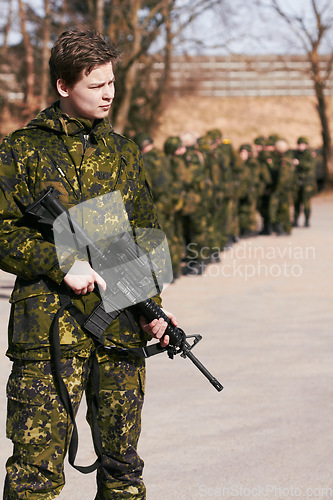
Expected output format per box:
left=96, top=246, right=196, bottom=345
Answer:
left=27, top=101, right=113, bottom=141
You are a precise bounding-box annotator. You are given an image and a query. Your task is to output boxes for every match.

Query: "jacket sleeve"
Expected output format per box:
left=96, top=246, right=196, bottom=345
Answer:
left=0, top=136, right=69, bottom=283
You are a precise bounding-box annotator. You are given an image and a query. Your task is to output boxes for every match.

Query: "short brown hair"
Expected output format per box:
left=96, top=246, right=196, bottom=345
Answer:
left=49, top=28, right=119, bottom=94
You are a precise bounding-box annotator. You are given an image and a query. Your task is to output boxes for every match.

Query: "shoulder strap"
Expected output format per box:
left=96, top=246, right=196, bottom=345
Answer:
left=50, top=292, right=102, bottom=473
left=49, top=290, right=167, bottom=474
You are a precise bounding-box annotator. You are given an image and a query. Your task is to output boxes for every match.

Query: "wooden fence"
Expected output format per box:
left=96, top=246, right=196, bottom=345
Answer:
left=149, top=54, right=333, bottom=97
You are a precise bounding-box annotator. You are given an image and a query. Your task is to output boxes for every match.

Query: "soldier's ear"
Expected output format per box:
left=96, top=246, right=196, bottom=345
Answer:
left=57, top=79, right=70, bottom=97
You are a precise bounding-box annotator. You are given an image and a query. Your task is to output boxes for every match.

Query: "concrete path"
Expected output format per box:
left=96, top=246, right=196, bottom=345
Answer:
left=0, top=192, right=332, bottom=499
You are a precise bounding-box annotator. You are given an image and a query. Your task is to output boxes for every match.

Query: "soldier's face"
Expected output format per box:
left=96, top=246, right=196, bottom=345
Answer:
left=298, top=143, right=307, bottom=151
left=240, top=149, right=249, bottom=161
left=57, top=62, right=115, bottom=121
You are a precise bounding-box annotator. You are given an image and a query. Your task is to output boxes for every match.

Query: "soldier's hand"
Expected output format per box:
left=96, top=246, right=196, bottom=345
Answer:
left=140, top=310, right=178, bottom=348
left=64, top=260, right=107, bottom=295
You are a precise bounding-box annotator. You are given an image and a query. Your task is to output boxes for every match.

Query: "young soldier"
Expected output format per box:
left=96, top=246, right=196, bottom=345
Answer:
left=238, top=144, right=260, bottom=237
left=293, top=136, right=317, bottom=227
left=0, top=29, right=175, bottom=499
left=133, top=133, right=183, bottom=280
left=268, top=139, right=294, bottom=235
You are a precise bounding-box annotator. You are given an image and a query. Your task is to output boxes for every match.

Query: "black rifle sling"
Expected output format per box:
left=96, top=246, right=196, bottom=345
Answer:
left=49, top=291, right=165, bottom=474
left=50, top=291, right=104, bottom=473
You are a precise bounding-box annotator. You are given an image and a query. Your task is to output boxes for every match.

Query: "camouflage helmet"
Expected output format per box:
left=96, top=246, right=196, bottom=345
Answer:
left=197, top=135, right=213, bottom=151
left=133, top=132, right=153, bottom=151
left=207, top=128, right=222, bottom=142
left=254, top=135, right=266, bottom=146
left=268, top=134, right=280, bottom=145
left=239, top=143, right=252, bottom=153
left=164, top=136, right=182, bottom=155
left=297, top=136, right=309, bottom=145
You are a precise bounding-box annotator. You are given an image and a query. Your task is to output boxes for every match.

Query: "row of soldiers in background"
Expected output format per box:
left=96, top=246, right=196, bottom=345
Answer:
left=133, top=130, right=318, bottom=279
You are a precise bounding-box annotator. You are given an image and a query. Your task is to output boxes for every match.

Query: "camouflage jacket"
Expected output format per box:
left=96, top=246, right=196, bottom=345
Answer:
left=294, top=148, right=317, bottom=187
left=0, top=102, right=161, bottom=360
left=271, top=154, right=294, bottom=193
left=143, top=147, right=173, bottom=209
left=241, top=157, right=261, bottom=201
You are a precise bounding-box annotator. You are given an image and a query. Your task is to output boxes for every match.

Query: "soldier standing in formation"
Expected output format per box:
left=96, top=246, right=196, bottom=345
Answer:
left=135, top=129, right=318, bottom=277
left=134, top=132, right=183, bottom=279
left=254, top=136, right=274, bottom=235
left=238, top=144, right=261, bottom=237
left=267, top=138, right=295, bottom=235
left=292, top=136, right=317, bottom=227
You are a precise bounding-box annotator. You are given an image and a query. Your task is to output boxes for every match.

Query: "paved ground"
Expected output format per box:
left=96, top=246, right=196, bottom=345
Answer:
left=0, top=192, right=332, bottom=499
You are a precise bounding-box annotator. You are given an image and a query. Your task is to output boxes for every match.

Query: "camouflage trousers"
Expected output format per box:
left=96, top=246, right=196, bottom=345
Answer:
left=269, top=191, right=292, bottom=233
left=293, top=185, right=314, bottom=222
left=239, top=197, right=258, bottom=235
left=221, top=198, right=240, bottom=241
left=3, top=350, right=146, bottom=500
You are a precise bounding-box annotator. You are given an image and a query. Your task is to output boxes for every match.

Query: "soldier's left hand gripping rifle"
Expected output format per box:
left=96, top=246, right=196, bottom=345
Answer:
left=21, top=187, right=223, bottom=393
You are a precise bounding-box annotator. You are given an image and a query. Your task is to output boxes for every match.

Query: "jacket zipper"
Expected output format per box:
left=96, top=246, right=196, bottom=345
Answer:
left=51, top=158, right=80, bottom=199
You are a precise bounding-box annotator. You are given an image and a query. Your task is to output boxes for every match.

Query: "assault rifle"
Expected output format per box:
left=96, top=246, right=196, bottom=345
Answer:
left=23, top=188, right=223, bottom=392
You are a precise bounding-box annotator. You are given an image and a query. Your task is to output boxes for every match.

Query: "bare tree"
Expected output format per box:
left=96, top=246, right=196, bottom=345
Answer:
left=1, top=0, right=13, bottom=54
left=0, top=0, right=246, bottom=135
left=96, top=0, right=104, bottom=32
left=109, top=0, right=226, bottom=133
left=108, top=0, right=171, bottom=133
left=260, top=0, right=333, bottom=183
left=40, top=0, right=51, bottom=110
left=18, top=0, right=35, bottom=108
left=147, top=0, right=174, bottom=128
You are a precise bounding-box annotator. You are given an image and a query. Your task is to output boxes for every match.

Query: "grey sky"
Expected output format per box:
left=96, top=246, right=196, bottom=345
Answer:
left=181, top=0, right=333, bottom=55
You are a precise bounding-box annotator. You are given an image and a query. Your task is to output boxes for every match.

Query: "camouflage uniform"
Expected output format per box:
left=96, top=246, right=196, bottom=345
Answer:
left=134, top=134, right=183, bottom=280
left=0, top=102, right=160, bottom=499
left=254, top=137, right=274, bottom=235
left=216, top=138, right=240, bottom=244
left=181, top=145, right=211, bottom=273
left=293, top=137, right=317, bottom=227
left=238, top=144, right=260, bottom=236
left=163, top=137, right=187, bottom=276
left=268, top=141, right=294, bottom=235
left=197, top=135, right=225, bottom=253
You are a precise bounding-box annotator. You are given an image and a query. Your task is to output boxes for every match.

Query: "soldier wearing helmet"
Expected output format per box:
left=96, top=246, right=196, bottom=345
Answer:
left=293, top=136, right=317, bottom=227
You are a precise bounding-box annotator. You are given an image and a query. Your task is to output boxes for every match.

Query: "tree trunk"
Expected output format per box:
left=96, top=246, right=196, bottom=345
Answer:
left=18, top=0, right=35, bottom=109
left=316, top=89, right=333, bottom=182
left=58, top=0, right=68, bottom=34
left=311, top=51, right=333, bottom=182
left=148, top=0, right=173, bottom=132
left=1, top=0, right=13, bottom=54
left=87, top=0, right=95, bottom=28
left=113, top=0, right=142, bottom=134
left=95, top=0, right=104, bottom=33
left=113, top=58, right=139, bottom=134
left=40, top=0, right=51, bottom=110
